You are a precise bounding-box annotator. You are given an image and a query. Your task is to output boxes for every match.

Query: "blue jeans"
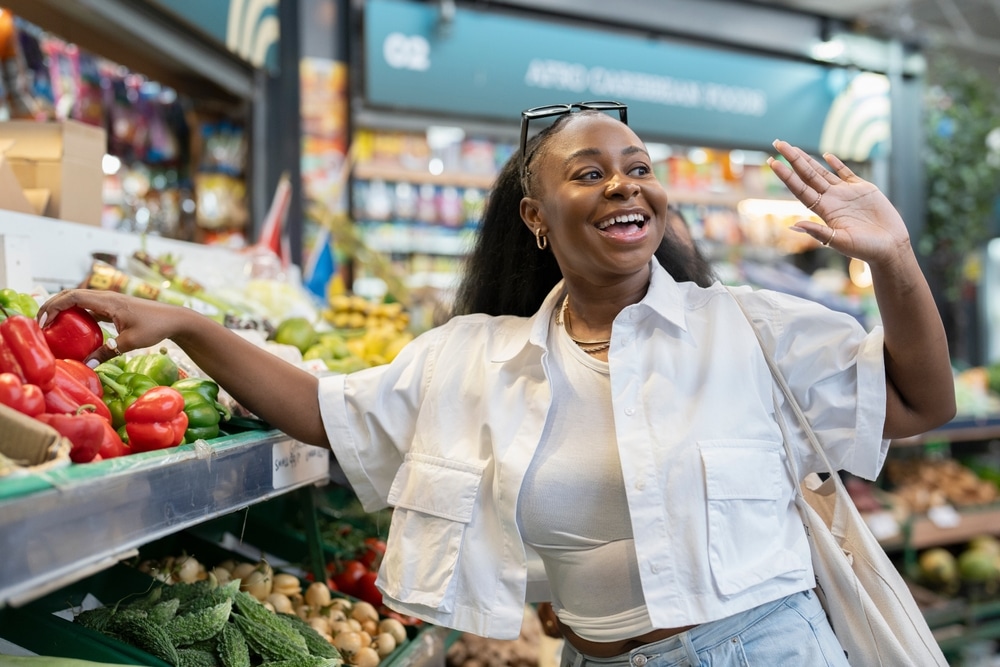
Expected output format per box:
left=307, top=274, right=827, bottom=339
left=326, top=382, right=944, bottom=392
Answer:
left=559, top=590, right=849, bottom=667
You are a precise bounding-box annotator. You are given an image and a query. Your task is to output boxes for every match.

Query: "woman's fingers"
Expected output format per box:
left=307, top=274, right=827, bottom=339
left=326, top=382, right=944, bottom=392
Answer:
left=85, top=337, right=124, bottom=369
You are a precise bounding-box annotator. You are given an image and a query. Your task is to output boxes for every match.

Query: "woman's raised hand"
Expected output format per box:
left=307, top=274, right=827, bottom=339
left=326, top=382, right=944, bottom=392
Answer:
left=768, top=139, right=911, bottom=267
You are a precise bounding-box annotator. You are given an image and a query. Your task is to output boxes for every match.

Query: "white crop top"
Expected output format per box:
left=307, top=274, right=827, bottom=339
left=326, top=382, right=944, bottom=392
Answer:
left=517, top=315, right=655, bottom=642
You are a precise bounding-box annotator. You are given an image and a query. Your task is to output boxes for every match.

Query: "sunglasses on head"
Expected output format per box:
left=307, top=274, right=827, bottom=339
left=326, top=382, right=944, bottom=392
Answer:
left=519, top=101, right=629, bottom=182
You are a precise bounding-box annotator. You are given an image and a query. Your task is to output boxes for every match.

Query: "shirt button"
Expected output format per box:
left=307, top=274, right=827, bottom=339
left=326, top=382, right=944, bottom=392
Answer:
left=632, top=655, right=647, bottom=667
left=624, top=407, right=635, bottom=416
left=635, top=479, right=646, bottom=491
left=620, top=336, right=632, bottom=346
left=650, top=563, right=660, bottom=574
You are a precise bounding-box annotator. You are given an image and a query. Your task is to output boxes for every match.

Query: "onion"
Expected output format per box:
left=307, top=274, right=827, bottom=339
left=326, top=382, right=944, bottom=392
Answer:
left=332, top=630, right=363, bottom=657
left=329, top=620, right=354, bottom=636
left=305, top=581, right=332, bottom=608
left=350, top=601, right=379, bottom=623
left=373, top=632, right=397, bottom=657
left=351, top=646, right=381, bottom=667
left=217, top=559, right=239, bottom=573
left=310, top=616, right=331, bottom=635
left=272, top=573, right=302, bottom=597
left=329, top=598, right=353, bottom=613
left=267, top=593, right=294, bottom=614
left=241, top=569, right=272, bottom=601
left=175, top=556, right=202, bottom=584
left=210, top=567, right=232, bottom=584
left=231, top=562, right=256, bottom=581
left=378, top=618, right=407, bottom=645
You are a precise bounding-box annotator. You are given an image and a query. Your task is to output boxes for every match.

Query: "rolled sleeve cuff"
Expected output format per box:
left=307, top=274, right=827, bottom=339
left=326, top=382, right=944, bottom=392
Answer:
left=318, top=373, right=384, bottom=512
left=851, top=326, right=890, bottom=480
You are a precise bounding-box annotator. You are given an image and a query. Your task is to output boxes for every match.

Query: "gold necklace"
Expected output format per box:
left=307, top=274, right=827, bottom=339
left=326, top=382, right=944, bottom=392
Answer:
left=556, top=294, right=611, bottom=354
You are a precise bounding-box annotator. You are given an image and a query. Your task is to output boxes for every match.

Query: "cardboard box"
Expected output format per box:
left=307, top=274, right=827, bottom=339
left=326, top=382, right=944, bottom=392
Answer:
left=0, top=119, right=106, bottom=226
left=0, top=402, right=71, bottom=477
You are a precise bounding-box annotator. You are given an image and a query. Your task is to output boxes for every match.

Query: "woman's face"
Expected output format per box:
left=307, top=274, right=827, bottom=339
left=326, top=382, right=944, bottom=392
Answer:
left=521, top=113, right=668, bottom=287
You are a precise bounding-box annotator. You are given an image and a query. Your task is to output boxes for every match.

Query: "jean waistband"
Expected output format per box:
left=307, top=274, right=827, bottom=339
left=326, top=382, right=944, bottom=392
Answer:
left=564, top=592, right=804, bottom=667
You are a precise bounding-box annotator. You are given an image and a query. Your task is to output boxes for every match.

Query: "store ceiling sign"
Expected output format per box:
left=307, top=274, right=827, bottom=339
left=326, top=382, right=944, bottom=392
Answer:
left=364, top=0, right=890, bottom=158
left=146, top=0, right=279, bottom=70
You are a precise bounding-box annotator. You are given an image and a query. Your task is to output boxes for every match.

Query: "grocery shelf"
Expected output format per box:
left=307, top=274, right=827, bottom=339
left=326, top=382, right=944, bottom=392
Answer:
left=353, top=163, right=496, bottom=189
left=0, top=430, right=331, bottom=609
left=879, top=504, right=1000, bottom=551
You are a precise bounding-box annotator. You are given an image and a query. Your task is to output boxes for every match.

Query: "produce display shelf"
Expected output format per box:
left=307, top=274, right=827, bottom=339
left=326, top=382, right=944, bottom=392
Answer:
left=0, top=429, right=331, bottom=609
left=878, top=503, right=1000, bottom=551
left=892, top=415, right=1000, bottom=447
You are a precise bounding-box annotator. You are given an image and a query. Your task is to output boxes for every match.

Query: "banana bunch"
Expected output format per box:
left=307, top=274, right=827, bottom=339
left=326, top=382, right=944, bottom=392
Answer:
left=323, top=295, right=410, bottom=333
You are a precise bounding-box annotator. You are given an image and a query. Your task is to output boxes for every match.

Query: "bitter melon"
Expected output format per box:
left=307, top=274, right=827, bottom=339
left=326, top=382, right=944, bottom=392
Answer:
left=176, top=647, right=220, bottom=667
left=216, top=623, right=252, bottom=667
left=232, top=612, right=309, bottom=662
left=232, top=591, right=307, bottom=650
left=166, top=598, right=233, bottom=646
left=106, top=612, right=180, bottom=666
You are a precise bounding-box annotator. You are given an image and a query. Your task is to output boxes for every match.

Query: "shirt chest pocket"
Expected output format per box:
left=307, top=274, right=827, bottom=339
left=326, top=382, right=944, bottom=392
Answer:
left=382, top=454, right=485, bottom=611
left=700, top=440, right=805, bottom=596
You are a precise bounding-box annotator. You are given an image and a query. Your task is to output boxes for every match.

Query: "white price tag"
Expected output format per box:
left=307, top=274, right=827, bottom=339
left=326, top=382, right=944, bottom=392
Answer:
left=927, top=504, right=962, bottom=529
left=272, top=440, right=330, bottom=489
left=863, top=511, right=900, bottom=541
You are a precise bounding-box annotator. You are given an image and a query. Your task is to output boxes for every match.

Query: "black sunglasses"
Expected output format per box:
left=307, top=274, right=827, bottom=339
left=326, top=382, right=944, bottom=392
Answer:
left=519, top=101, right=629, bottom=182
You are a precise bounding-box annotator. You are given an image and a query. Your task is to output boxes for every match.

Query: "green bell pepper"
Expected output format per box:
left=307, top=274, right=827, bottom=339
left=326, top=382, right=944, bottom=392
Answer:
left=171, top=377, right=230, bottom=443
left=124, top=349, right=179, bottom=386
left=0, top=288, right=39, bottom=319
left=100, top=371, right=159, bottom=429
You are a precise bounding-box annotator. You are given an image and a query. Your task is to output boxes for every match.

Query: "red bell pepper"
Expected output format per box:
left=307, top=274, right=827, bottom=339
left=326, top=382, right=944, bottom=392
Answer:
left=0, top=314, right=55, bottom=390
left=36, top=405, right=106, bottom=463
left=0, top=334, right=24, bottom=380
left=124, top=386, right=188, bottom=453
left=41, top=305, right=104, bottom=362
left=56, top=358, right=103, bottom=398
left=45, top=363, right=113, bottom=423
left=98, top=417, right=130, bottom=459
left=0, top=372, right=44, bottom=416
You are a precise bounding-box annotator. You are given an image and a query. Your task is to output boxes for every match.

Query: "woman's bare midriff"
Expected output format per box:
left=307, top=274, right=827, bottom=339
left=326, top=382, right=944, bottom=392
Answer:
left=560, top=623, right=699, bottom=658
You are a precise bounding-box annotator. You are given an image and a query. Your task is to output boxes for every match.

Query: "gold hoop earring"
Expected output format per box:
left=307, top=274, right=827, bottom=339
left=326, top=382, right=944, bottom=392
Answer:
left=535, top=228, right=548, bottom=250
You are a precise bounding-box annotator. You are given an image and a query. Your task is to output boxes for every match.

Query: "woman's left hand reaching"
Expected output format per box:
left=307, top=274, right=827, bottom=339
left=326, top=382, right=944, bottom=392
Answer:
left=768, top=139, right=910, bottom=267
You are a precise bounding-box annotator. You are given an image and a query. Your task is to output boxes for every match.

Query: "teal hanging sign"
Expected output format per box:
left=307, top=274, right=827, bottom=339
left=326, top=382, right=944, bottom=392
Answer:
left=364, top=0, right=889, bottom=159
left=147, top=0, right=280, bottom=70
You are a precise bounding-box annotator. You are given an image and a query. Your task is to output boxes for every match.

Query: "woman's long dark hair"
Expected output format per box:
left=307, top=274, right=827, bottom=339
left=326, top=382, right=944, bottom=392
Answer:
left=452, top=114, right=716, bottom=317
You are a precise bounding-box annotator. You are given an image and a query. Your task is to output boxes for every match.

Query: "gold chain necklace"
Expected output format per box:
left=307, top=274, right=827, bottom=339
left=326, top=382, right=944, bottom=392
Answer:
left=556, top=294, right=611, bottom=354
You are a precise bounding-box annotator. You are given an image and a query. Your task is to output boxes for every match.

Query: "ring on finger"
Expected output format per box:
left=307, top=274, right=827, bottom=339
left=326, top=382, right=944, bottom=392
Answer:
left=808, top=192, right=823, bottom=211
left=823, top=228, right=838, bottom=247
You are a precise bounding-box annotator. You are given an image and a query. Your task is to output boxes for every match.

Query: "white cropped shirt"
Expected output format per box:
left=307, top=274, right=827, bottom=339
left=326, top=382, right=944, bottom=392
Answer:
left=318, top=259, right=888, bottom=640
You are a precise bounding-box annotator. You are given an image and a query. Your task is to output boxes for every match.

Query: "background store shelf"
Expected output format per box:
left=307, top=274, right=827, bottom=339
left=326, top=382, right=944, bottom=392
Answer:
left=354, top=163, right=496, bottom=190
left=0, top=430, right=330, bottom=609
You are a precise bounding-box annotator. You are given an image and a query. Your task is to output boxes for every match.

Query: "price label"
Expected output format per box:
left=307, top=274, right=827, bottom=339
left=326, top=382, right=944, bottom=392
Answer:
left=272, top=440, right=329, bottom=489
left=927, top=504, right=961, bottom=529
left=863, top=511, right=900, bottom=541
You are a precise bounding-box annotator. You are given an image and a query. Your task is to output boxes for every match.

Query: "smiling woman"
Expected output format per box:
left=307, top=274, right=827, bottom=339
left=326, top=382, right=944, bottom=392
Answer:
left=36, top=101, right=955, bottom=667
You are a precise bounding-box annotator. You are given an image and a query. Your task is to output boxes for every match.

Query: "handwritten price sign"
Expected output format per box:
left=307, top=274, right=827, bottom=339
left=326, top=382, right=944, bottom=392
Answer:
left=272, top=440, right=330, bottom=489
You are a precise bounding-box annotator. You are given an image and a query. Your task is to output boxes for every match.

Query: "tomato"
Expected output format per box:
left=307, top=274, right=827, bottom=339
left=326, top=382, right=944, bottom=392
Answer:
left=360, top=537, right=387, bottom=570
left=355, top=570, right=383, bottom=608
left=332, top=559, right=368, bottom=597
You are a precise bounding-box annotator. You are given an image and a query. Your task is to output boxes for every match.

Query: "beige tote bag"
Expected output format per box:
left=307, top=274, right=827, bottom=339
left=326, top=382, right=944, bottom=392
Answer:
left=736, top=296, right=948, bottom=666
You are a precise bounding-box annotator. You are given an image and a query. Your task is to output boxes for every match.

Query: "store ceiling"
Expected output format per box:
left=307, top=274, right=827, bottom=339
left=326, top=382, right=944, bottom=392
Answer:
left=750, top=0, right=1000, bottom=84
